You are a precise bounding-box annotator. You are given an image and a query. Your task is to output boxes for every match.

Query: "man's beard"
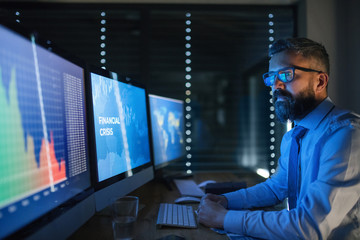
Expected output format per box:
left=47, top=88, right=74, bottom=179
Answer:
left=273, top=87, right=317, bottom=123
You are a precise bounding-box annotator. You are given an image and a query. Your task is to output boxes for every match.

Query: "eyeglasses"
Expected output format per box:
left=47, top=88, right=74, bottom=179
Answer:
left=262, top=66, right=323, bottom=87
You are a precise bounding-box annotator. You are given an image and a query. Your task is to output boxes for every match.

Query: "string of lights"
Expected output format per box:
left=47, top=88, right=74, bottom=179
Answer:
left=185, top=12, right=193, bottom=175
left=15, top=11, right=21, bottom=23
left=268, top=13, right=277, bottom=176
left=100, top=11, right=107, bottom=69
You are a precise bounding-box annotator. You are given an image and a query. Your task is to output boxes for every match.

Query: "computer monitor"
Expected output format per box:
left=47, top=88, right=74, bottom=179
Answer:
left=148, top=94, right=186, bottom=170
left=86, top=66, right=154, bottom=211
left=0, top=24, right=94, bottom=239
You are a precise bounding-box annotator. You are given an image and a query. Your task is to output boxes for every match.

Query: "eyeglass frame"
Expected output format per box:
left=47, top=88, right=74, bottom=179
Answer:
left=262, top=65, right=323, bottom=87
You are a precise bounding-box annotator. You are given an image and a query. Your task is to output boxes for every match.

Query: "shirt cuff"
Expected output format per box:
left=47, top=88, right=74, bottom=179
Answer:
left=224, top=210, right=248, bottom=235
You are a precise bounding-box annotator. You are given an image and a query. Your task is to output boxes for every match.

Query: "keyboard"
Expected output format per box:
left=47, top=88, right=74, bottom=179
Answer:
left=156, top=203, right=197, bottom=228
left=173, top=179, right=205, bottom=197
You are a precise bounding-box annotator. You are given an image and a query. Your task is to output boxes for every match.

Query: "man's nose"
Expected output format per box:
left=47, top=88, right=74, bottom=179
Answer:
left=272, top=77, right=285, bottom=91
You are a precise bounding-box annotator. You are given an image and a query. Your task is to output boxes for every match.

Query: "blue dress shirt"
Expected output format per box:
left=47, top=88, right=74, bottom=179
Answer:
left=223, top=97, right=360, bottom=239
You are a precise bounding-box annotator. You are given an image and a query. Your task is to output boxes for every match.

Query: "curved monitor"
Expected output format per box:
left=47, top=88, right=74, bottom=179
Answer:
left=148, top=94, right=186, bottom=170
left=86, top=66, right=154, bottom=211
left=0, top=24, right=94, bottom=239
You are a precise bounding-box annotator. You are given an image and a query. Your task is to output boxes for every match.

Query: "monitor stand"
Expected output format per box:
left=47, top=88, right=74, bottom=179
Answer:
left=154, top=168, right=193, bottom=191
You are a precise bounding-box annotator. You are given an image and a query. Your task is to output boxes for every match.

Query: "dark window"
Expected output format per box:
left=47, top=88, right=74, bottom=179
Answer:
left=1, top=3, right=295, bottom=177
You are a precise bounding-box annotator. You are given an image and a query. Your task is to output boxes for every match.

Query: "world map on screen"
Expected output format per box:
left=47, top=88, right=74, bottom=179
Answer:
left=149, top=95, right=185, bottom=167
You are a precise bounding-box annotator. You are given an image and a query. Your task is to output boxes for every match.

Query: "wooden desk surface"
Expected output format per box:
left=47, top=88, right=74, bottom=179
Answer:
left=70, top=171, right=264, bottom=240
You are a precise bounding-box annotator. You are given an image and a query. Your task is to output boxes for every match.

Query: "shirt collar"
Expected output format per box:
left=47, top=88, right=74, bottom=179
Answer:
left=295, top=97, right=334, bottom=130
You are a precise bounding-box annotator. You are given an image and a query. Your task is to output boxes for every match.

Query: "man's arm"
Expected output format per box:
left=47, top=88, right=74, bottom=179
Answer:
left=198, top=139, right=290, bottom=228
left=223, top=146, right=290, bottom=210
left=223, top=124, right=360, bottom=239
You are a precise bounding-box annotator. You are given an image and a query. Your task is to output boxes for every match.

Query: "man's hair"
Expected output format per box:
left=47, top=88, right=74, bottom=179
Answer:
left=269, top=38, right=330, bottom=75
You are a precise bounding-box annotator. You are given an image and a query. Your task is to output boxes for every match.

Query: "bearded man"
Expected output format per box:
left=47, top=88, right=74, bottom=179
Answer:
left=197, top=38, right=360, bottom=240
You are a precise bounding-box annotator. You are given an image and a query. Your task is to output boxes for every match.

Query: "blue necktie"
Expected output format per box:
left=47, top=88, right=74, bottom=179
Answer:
left=288, top=125, right=308, bottom=210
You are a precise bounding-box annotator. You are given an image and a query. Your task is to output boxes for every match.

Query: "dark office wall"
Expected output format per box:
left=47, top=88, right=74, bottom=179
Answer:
left=335, top=0, right=360, bottom=113
left=298, top=0, right=360, bottom=114
left=0, top=3, right=295, bottom=175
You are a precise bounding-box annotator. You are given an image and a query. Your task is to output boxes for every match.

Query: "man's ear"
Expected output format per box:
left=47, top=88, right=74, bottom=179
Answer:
left=316, top=72, right=329, bottom=93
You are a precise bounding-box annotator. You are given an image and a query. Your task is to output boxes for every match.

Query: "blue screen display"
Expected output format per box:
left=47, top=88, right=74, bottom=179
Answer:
left=0, top=25, right=91, bottom=239
left=149, top=94, right=185, bottom=167
left=90, top=73, right=151, bottom=182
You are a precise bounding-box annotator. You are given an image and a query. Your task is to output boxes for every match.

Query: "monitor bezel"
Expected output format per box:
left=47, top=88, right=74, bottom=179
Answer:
left=85, top=65, right=154, bottom=193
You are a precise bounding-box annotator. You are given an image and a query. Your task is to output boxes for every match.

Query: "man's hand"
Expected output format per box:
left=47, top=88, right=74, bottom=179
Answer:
left=201, top=193, right=228, bottom=208
left=197, top=194, right=228, bottom=228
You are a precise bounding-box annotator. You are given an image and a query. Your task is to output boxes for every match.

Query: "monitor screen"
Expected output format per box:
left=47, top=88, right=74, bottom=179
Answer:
left=87, top=68, right=154, bottom=211
left=148, top=94, right=185, bottom=169
left=0, top=24, right=93, bottom=239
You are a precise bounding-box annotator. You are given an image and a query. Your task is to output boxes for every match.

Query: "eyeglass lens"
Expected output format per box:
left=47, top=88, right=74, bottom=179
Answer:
left=278, top=69, right=294, bottom=82
left=263, top=68, right=294, bottom=86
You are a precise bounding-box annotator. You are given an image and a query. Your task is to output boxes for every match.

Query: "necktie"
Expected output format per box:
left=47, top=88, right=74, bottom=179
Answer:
left=288, top=125, right=308, bottom=210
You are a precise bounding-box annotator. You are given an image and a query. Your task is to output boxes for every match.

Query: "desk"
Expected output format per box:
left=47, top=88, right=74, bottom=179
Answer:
left=70, top=171, right=264, bottom=240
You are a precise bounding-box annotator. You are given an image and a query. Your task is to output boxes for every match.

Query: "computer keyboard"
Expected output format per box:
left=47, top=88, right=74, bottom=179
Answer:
left=156, top=203, right=197, bottom=228
left=173, top=179, right=205, bottom=197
